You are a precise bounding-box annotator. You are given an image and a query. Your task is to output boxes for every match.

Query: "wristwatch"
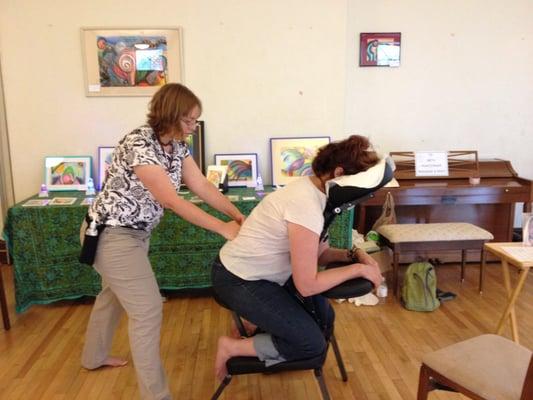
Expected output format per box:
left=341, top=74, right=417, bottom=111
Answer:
left=347, top=245, right=363, bottom=262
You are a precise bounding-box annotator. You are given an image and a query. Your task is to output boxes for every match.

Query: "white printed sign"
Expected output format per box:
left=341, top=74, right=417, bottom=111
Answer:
left=415, top=151, right=449, bottom=177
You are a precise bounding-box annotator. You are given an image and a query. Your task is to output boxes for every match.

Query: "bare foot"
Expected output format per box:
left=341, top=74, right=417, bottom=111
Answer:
left=214, top=336, right=256, bottom=381
left=103, top=356, right=128, bottom=367
left=215, top=336, right=233, bottom=380
left=230, top=318, right=258, bottom=338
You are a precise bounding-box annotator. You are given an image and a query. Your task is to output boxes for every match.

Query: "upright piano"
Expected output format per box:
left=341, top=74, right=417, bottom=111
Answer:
left=356, top=159, right=532, bottom=262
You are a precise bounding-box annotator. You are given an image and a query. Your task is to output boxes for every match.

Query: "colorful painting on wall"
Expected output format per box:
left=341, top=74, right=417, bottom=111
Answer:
left=81, top=27, right=182, bottom=96
left=96, top=35, right=168, bottom=88
left=359, top=32, right=401, bottom=67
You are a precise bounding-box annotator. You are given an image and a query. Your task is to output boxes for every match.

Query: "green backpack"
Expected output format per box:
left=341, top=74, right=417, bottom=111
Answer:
left=402, top=262, right=440, bottom=312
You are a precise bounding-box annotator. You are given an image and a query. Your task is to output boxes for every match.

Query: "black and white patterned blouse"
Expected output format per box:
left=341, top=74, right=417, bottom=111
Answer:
left=90, top=125, right=189, bottom=232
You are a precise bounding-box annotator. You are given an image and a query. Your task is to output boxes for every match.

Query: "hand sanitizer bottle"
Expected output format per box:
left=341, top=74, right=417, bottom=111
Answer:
left=86, top=178, right=96, bottom=196
left=377, top=279, right=388, bottom=304
left=38, top=184, right=49, bottom=198
left=255, top=174, right=264, bottom=191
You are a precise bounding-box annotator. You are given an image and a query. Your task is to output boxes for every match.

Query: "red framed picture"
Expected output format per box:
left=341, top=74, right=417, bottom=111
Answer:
left=359, top=32, right=401, bottom=67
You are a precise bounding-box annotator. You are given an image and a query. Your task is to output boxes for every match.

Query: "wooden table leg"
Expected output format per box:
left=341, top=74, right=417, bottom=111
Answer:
left=393, top=251, right=400, bottom=300
left=479, top=248, right=486, bottom=294
left=0, top=265, right=10, bottom=330
left=495, top=262, right=529, bottom=343
left=460, top=249, right=466, bottom=283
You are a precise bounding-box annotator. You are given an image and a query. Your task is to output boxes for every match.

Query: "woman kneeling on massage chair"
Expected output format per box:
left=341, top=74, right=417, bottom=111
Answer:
left=212, top=135, right=385, bottom=380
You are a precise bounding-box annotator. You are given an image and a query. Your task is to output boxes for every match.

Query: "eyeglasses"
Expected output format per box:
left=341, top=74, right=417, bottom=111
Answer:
left=180, top=117, right=199, bottom=127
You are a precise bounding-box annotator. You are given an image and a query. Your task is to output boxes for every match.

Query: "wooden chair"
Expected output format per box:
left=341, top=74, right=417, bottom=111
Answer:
left=417, top=334, right=533, bottom=400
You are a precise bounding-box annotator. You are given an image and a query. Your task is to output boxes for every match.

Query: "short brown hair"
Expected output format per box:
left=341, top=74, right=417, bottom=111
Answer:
left=312, top=135, right=379, bottom=177
left=147, top=83, right=202, bottom=137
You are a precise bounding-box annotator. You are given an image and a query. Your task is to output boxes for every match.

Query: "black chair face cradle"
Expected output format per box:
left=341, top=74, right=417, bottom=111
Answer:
left=212, top=158, right=393, bottom=400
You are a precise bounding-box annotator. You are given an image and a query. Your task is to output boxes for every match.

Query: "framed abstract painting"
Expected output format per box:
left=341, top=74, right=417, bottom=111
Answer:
left=81, top=27, right=183, bottom=96
left=359, top=32, right=401, bottom=67
left=214, top=153, right=258, bottom=187
left=270, top=136, right=330, bottom=186
left=44, top=156, right=92, bottom=191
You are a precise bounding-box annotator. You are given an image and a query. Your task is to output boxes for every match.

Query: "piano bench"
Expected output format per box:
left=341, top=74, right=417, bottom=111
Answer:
left=375, top=223, right=494, bottom=298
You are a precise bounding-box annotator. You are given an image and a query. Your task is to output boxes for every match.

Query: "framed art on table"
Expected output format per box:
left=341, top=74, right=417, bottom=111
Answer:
left=214, top=153, right=258, bottom=187
left=359, top=32, right=401, bottom=67
left=81, top=27, right=183, bottom=96
left=97, top=146, right=115, bottom=190
left=44, top=156, right=92, bottom=191
left=185, top=120, right=205, bottom=174
left=270, top=136, right=330, bottom=186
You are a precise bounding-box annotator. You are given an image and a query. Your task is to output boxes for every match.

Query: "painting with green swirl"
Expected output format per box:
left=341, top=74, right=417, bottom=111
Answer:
left=96, top=36, right=168, bottom=87
left=270, top=137, right=330, bottom=186
left=214, top=153, right=258, bottom=187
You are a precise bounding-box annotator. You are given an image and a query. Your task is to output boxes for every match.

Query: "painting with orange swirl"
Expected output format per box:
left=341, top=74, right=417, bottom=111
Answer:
left=81, top=27, right=182, bottom=96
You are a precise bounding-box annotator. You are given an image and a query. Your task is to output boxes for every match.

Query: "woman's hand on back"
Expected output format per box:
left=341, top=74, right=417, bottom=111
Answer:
left=219, top=220, right=241, bottom=240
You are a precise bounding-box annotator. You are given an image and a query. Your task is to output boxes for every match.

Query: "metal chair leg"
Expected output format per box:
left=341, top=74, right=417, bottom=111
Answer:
left=211, top=375, right=233, bottom=400
left=330, top=334, right=347, bottom=381
left=314, top=367, right=331, bottom=400
left=231, top=311, right=248, bottom=337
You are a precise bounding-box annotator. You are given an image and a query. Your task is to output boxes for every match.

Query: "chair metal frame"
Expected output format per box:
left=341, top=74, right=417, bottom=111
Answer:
left=211, top=308, right=349, bottom=400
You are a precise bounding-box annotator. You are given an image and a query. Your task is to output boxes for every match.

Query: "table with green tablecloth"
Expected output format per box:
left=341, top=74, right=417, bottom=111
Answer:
left=3, top=188, right=353, bottom=313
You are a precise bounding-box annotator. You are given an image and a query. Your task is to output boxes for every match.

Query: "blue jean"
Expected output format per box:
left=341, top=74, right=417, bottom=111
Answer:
left=211, top=257, right=335, bottom=363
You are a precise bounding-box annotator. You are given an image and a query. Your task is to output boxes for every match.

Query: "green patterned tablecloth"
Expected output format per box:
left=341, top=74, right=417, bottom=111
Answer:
left=3, top=188, right=353, bottom=313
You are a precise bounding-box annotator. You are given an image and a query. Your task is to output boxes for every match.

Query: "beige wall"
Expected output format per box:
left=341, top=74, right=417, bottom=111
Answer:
left=0, top=0, right=347, bottom=200
left=345, top=0, right=533, bottom=180
left=0, top=0, right=532, bottom=205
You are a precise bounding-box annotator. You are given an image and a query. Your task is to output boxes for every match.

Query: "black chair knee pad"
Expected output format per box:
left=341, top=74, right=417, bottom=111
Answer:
left=322, top=277, right=373, bottom=299
left=227, top=353, right=326, bottom=375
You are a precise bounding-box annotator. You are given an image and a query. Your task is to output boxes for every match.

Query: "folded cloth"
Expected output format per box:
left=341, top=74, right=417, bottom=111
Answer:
left=348, top=293, right=379, bottom=306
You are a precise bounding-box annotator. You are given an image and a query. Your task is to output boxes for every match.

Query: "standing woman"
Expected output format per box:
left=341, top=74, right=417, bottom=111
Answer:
left=81, top=83, right=244, bottom=400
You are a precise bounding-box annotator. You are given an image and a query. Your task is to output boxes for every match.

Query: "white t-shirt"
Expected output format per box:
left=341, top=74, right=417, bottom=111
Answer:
left=220, top=177, right=326, bottom=285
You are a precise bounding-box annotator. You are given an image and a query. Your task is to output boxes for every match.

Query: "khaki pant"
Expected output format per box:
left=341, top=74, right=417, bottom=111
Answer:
left=80, top=224, right=171, bottom=400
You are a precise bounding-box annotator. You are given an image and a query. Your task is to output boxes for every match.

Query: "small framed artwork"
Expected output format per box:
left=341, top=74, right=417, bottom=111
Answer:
left=80, top=27, right=183, bottom=97
left=206, top=165, right=228, bottom=188
left=214, top=153, right=258, bottom=187
left=98, top=146, right=115, bottom=190
left=49, top=197, right=77, bottom=206
left=185, top=120, right=205, bottom=174
left=270, top=136, right=330, bottom=186
left=359, top=32, right=401, bottom=67
left=44, top=156, right=92, bottom=191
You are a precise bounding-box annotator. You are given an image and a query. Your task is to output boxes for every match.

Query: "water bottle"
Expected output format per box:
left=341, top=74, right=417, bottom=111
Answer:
left=377, top=279, right=388, bottom=304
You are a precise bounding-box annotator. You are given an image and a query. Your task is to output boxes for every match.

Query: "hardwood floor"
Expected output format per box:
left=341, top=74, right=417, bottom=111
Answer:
left=0, top=261, right=531, bottom=399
